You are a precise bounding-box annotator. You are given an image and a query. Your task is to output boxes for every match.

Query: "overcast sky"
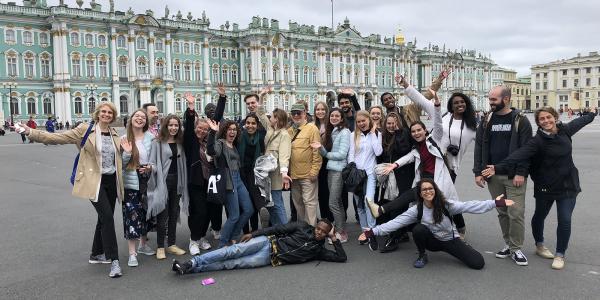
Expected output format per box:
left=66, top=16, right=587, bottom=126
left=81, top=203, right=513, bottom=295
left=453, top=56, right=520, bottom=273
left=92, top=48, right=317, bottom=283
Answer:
left=58, top=0, right=598, bottom=76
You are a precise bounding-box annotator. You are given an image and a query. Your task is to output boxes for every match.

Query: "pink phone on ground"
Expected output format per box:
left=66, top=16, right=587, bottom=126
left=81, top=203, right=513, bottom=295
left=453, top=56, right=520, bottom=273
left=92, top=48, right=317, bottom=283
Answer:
left=201, top=278, right=216, bottom=286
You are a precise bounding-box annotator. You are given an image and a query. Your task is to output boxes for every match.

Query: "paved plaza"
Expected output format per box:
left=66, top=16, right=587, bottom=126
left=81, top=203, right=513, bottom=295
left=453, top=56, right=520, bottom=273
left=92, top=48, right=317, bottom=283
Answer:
left=1, top=115, right=599, bottom=299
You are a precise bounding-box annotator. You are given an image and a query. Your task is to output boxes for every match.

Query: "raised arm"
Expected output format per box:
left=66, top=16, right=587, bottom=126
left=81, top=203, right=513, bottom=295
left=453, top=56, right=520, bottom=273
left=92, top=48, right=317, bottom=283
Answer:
left=429, top=89, right=444, bottom=143
left=206, top=119, right=223, bottom=157
left=565, top=109, right=596, bottom=136
left=393, top=151, right=416, bottom=168
left=212, top=83, right=227, bottom=122
left=27, top=123, right=87, bottom=145
left=422, top=69, right=450, bottom=100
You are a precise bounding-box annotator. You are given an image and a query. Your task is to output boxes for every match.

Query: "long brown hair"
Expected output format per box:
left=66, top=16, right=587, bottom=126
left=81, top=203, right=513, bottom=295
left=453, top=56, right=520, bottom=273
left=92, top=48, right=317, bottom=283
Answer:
left=323, top=108, right=347, bottom=151
left=158, top=114, right=183, bottom=144
left=125, top=109, right=149, bottom=170
left=271, top=108, right=288, bottom=129
left=382, top=112, right=401, bottom=152
left=313, top=101, right=329, bottom=130
left=416, top=178, right=447, bottom=224
left=217, top=120, right=241, bottom=146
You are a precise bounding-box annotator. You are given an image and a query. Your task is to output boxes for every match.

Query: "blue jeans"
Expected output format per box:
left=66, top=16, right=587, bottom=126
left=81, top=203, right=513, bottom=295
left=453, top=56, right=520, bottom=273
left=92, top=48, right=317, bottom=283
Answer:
left=353, top=173, right=376, bottom=229
left=220, top=171, right=254, bottom=247
left=267, top=190, right=288, bottom=225
left=190, top=236, right=271, bottom=272
left=531, top=194, right=576, bottom=256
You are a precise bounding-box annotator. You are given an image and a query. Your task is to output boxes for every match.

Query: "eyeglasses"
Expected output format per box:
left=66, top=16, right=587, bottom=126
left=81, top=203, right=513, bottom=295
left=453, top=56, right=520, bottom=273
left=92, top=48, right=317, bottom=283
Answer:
left=421, top=187, right=435, bottom=192
left=291, top=111, right=303, bottom=116
left=227, top=128, right=237, bottom=132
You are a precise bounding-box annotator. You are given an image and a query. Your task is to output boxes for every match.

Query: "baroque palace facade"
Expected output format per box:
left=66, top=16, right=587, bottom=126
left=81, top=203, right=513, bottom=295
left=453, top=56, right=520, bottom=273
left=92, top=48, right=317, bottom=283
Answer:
left=1, top=1, right=505, bottom=124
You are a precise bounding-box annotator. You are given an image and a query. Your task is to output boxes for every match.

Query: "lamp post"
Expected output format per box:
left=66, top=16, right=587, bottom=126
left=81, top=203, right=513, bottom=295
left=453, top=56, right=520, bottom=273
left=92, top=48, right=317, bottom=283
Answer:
left=86, top=83, right=98, bottom=99
left=3, top=82, right=18, bottom=124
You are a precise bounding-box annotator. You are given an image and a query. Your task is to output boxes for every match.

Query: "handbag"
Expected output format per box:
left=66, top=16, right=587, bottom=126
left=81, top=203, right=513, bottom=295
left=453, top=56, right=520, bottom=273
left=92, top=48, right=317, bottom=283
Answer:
left=206, top=161, right=227, bottom=204
left=341, top=162, right=366, bottom=194
left=70, top=121, right=94, bottom=185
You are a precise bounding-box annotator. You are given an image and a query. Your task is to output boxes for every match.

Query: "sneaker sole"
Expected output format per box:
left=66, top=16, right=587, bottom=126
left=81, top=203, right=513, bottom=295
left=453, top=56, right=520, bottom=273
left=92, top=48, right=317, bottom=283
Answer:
left=109, top=273, right=122, bottom=278
left=128, top=263, right=138, bottom=267
left=89, top=260, right=112, bottom=264
left=513, top=260, right=529, bottom=266
left=495, top=253, right=510, bottom=259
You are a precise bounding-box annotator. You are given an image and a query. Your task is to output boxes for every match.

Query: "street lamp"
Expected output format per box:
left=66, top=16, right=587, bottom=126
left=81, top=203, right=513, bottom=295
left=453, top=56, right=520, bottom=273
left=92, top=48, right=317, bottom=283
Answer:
left=3, top=82, right=18, bottom=124
left=85, top=83, right=98, bottom=99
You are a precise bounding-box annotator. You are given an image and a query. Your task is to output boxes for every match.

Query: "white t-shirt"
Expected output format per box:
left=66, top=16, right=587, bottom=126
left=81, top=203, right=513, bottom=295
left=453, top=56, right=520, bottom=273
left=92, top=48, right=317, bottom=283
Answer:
left=136, top=139, right=149, bottom=165
left=439, top=113, right=476, bottom=172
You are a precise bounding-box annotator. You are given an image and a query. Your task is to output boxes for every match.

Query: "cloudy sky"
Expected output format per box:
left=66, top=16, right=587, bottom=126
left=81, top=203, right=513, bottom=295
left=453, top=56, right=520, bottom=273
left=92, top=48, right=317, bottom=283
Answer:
left=58, top=0, right=597, bottom=76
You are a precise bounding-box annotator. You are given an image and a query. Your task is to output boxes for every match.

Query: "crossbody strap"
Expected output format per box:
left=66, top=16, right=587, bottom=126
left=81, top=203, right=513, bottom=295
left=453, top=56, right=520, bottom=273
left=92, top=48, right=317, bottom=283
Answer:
left=447, top=117, right=464, bottom=148
left=80, top=121, right=95, bottom=148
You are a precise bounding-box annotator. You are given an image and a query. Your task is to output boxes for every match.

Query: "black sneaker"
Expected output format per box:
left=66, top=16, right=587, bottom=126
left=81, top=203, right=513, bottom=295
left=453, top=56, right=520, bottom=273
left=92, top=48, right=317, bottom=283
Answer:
left=511, top=250, right=529, bottom=266
left=495, top=245, right=511, bottom=258
left=172, top=259, right=194, bottom=275
left=367, top=236, right=378, bottom=251
left=89, top=254, right=111, bottom=264
left=414, top=253, right=428, bottom=268
left=379, top=237, right=399, bottom=253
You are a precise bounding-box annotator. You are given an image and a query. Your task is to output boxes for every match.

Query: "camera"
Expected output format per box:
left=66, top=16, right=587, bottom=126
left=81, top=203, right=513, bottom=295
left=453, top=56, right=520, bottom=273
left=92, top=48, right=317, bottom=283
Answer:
left=447, top=144, right=460, bottom=156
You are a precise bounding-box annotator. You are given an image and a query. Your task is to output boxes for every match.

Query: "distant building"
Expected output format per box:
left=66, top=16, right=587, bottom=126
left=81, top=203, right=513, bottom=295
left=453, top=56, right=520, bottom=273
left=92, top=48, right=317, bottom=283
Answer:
left=0, top=2, right=508, bottom=123
left=531, top=51, right=600, bottom=111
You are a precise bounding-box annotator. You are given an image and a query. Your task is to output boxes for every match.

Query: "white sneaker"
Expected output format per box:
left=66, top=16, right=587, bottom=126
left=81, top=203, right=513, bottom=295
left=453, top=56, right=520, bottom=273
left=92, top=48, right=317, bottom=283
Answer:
left=109, top=260, right=122, bottom=278
left=210, top=228, right=221, bottom=240
left=189, top=239, right=200, bottom=256
left=127, top=254, right=138, bottom=267
left=199, top=237, right=212, bottom=250
left=137, top=244, right=156, bottom=256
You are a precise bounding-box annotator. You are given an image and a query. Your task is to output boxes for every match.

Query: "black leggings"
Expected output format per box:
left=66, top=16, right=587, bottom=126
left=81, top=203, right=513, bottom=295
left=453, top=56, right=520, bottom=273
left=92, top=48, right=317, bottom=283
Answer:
left=157, top=174, right=180, bottom=248
left=91, top=174, right=119, bottom=260
left=412, top=224, right=484, bottom=270
left=188, top=183, right=209, bottom=241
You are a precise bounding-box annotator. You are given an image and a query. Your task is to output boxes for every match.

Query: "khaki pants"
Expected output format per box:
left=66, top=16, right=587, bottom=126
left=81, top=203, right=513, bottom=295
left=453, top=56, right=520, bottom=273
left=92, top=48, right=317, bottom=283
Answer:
left=291, top=178, right=318, bottom=226
left=487, top=175, right=527, bottom=252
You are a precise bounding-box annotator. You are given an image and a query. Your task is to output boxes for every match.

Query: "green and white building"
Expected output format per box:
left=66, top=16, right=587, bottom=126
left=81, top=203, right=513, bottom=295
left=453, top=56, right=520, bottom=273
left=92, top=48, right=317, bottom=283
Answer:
left=1, top=1, right=503, bottom=124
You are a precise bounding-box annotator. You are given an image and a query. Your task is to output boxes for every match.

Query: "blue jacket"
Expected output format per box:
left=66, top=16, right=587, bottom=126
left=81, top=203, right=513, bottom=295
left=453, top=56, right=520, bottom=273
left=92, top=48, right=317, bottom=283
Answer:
left=121, top=132, right=154, bottom=190
left=319, top=127, right=350, bottom=172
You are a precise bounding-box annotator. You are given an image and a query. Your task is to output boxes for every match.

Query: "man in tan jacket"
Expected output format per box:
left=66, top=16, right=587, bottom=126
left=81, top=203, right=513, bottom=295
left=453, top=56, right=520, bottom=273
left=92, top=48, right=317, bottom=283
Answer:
left=288, top=103, right=322, bottom=226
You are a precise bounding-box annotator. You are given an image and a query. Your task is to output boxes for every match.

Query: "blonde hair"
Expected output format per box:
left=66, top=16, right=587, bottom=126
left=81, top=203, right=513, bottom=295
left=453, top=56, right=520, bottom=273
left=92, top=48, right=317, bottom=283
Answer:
left=92, top=101, right=118, bottom=123
left=353, top=110, right=373, bottom=152
left=369, top=105, right=384, bottom=128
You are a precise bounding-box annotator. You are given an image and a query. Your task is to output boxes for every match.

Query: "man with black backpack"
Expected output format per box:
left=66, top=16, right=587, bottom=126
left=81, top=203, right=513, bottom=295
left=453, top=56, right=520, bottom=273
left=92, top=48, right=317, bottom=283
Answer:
left=473, top=85, right=532, bottom=266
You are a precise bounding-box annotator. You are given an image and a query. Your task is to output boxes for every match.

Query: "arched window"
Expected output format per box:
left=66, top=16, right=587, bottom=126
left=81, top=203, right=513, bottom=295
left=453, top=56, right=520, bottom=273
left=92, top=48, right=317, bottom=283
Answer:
left=23, top=31, right=33, bottom=44
left=98, top=55, right=108, bottom=78
left=221, top=49, right=228, bottom=59
left=173, top=41, right=180, bottom=53
left=184, top=62, right=191, bottom=81
left=155, top=39, right=164, bottom=51
left=294, top=67, right=299, bottom=83
left=175, top=95, right=182, bottom=112
left=5, top=29, right=16, bottom=43
left=194, top=62, right=202, bottom=81
left=74, top=97, right=83, bottom=114
left=7, top=51, right=18, bottom=76
left=117, top=35, right=126, bottom=48
left=70, top=33, right=80, bottom=46
left=312, top=68, right=318, bottom=84
left=40, top=53, right=51, bottom=78
left=71, top=55, right=81, bottom=77
left=136, top=37, right=146, bottom=50
left=118, top=57, right=128, bottom=77
left=230, top=49, right=237, bottom=59
left=156, top=60, right=165, bottom=77
left=88, top=97, right=96, bottom=114
left=10, top=96, right=19, bottom=115
left=27, top=97, right=36, bottom=115
left=98, top=35, right=107, bottom=47
left=85, top=34, right=94, bottom=47
left=212, top=65, right=220, bottom=82
left=303, top=67, right=309, bottom=85
left=86, top=55, right=96, bottom=77
left=173, top=62, right=181, bottom=80
left=231, top=67, right=238, bottom=84
left=120, top=95, right=128, bottom=114
left=137, top=58, right=148, bottom=75
left=211, top=48, right=218, bottom=58
left=193, top=44, right=200, bottom=55
left=24, top=53, right=35, bottom=78
left=155, top=93, right=164, bottom=112
left=261, top=64, right=267, bottom=82
left=43, top=98, right=52, bottom=115
left=222, top=65, right=229, bottom=83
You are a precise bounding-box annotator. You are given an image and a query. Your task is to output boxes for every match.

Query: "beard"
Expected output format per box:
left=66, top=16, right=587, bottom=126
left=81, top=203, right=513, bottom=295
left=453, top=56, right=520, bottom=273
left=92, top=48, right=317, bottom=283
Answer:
left=491, top=101, right=505, bottom=112
left=341, top=106, right=351, bottom=113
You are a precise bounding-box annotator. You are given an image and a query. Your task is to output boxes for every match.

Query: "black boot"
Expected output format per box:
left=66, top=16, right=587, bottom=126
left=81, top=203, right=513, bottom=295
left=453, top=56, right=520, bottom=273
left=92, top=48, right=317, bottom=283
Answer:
left=172, top=259, right=193, bottom=275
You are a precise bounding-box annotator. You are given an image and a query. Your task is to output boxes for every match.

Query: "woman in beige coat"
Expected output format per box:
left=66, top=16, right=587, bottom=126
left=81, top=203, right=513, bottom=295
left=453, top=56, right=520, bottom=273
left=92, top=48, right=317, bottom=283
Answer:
left=18, top=102, right=125, bottom=278
left=256, top=88, right=292, bottom=225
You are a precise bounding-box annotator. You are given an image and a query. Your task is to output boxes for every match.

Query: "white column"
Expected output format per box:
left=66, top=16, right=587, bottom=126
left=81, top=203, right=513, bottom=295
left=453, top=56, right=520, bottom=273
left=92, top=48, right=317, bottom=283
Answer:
left=359, top=54, right=366, bottom=86
left=202, top=37, right=210, bottom=84
left=333, top=49, right=340, bottom=86
left=148, top=31, right=156, bottom=78
left=127, top=28, right=136, bottom=81
left=165, top=33, right=172, bottom=78
left=267, top=43, right=274, bottom=84
left=461, top=65, right=466, bottom=88
left=278, top=46, right=284, bottom=84
left=166, top=84, right=175, bottom=113
left=412, top=59, right=418, bottom=89
left=392, top=58, right=398, bottom=88
left=239, top=47, right=246, bottom=84
left=317, top=48, right=325, bottom=85
left=289, top=45, right=296, bottom=85
left=51, top=23, right=72, bottom=123
left=369, top=54, right=376, bottom=87
left=351, top=63, right=355, bottom=86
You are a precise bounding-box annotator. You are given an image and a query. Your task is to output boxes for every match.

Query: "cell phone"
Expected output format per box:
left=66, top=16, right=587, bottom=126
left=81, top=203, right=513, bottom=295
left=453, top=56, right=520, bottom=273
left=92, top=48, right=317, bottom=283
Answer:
left=201, top=277, right=216, bottom=286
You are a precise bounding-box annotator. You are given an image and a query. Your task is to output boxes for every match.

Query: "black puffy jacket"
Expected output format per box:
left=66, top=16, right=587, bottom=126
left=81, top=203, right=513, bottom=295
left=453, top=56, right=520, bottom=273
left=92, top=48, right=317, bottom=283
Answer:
left=251, top=222, right=347, bottom=265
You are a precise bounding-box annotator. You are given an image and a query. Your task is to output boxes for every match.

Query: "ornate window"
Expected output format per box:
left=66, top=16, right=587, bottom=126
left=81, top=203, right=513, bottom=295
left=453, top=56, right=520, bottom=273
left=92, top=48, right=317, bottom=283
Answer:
left=175, top=95, right=182, bottom=112
left=88, top=97, right=96, bottom=114
left=155, top=39, right=164, bottom=51
left=222, top=65, right=229, bottom=83
left=71, top=54, right=81, bottom=77
left=40, top=53, right=51, bottom=78
left=23, top=31, right=33, bottom=45
left=221, top=49, right=228, bottom=59
left=173, top=41, right=180, bottom=53
left=6, top=51, right=18, bottom=76
left=303, top=51, right=308, bottom=61
left=183, top=43, right=190, bottom=54
left=43, top=97, right=52, bottom=115
left=294, top=67, right=299, bottom=83
left=27, top=97, right=36, bottom=115
left=5, top=29, right=16, bottom=43
left=184, top=62, right=191, bottom=81
left=86, top=55, right=96, bottom=77
left=136, top=37, right=146, bottom=50
left=173, top=61, right=181, bottom=81
left=117, top=35, right=126, bottom=48
left=98, top=56, right=108, bottom=78
left=231, top=66, right=238, bottom=84
left=74, top=97, right=83, bottom=114
left=194, top=62, right=201, bottom=81
left=211, top=48, right=218, bottom=58
left=284, top=65, right=289, bottom=82
left=156, top=59, right=165, bottom=77
left=212, top=64, right=220, bottom=82
left=312, top=68, right=318, bottom=84
left=23, top=52, right=35, bottom=78
left=303, top=67, right=309, bottom=85
left=137, top=57, right=147, bottom=75
left=230, top=49, right=237, bottom=60
left=119, top=95, right=128, bottom=114
left=70, top=32, right=80, bottom=46
left=98, top=35, right=107, bottom=47
left=85, top=33, right=94, bottom=47
left=261, top=64, right=267, bottom=82
left=193, top=43, right=200, bottom=55
left=10, top=96, right=19, bottom=115
left=118, top=56, right=128, bottom=77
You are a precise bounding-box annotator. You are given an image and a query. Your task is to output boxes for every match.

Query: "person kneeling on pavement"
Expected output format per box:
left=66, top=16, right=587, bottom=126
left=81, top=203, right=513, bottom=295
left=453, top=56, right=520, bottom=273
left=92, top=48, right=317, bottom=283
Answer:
left=172, top=219, right=347, bottom=274
left=362, top=178, right=514, bottom=269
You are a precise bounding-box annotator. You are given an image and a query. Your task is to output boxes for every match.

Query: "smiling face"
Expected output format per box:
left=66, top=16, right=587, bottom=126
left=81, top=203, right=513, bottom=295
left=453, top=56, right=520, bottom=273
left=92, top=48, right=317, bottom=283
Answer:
left=195, top=121, right=209, bottom=140
left=382, top=93, right=396, bottom=109
left=410, top=123, right=427, bottom=142
left=537, top=111, right=557, bottom=132
left=226, top=124, right=238, bottom=143
left=370, top=107, right=382, bottom=122
left=97, top=104, right=115, bottom=125
left=339, top=98, right=352, bottom=113
left=167, top=119, right=179, bottom=137
left=245, top=116, right=258, bottom=135
left=130, top=111, right=147, bottom=130
left=356, top=115, right=370, bottom=132
left=315, top=103, right=327, bottom=121
left=420, top=181, right=436, bottom=205
left=329, top=110, right=342, bottom=126
left=313, top=221, right=332, bottom=241
left=145, top=105, right=159, bottom=125
left=451, top=96, right=466, bottom=115
left=245, top=95, right=259, bottom=113
left=385, top=115, right=398, bottom=133
left=488, top=87, right=508, bottom=113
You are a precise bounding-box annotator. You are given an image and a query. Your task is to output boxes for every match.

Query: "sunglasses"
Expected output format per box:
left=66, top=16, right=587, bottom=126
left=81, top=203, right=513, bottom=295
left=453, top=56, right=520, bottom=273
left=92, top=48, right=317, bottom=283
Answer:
left=291, top=111, right=303, bottom=116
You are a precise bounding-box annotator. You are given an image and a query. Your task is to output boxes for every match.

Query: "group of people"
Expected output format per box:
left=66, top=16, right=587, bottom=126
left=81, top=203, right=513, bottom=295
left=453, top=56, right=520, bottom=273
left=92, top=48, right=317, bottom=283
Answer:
left=14, top=68, right=594, bottom=278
